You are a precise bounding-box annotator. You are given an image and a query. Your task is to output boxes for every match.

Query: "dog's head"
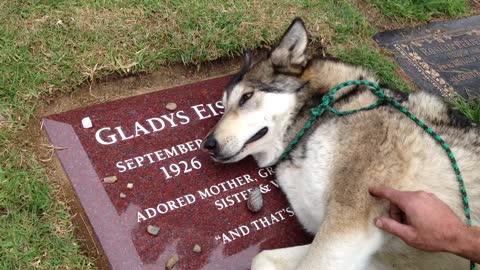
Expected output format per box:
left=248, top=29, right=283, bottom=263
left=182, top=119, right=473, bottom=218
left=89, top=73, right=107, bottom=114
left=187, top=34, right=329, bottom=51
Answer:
left=202, top=18, right=310, bottom=166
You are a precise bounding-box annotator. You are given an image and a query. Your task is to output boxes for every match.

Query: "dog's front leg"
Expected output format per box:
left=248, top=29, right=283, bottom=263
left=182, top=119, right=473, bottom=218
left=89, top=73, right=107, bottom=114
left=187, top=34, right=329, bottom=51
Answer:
left=297, top=214, right=385, bottom=270
left=251, top=244, right=310, bottom=270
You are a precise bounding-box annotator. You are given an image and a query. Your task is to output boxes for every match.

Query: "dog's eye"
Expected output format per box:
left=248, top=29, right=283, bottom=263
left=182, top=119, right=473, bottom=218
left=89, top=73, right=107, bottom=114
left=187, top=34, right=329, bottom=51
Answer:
left=239, top=92, right=254, bottom=106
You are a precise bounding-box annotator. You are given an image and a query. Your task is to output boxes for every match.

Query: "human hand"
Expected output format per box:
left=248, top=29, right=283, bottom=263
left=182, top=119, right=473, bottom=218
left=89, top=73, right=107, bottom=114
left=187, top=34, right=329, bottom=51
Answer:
left=369, top=186, right=468, bottom=253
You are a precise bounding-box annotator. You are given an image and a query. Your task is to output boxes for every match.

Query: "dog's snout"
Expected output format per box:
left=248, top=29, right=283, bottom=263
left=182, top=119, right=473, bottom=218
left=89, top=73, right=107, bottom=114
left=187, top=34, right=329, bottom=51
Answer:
left=202, top=135, right=218, bottom=154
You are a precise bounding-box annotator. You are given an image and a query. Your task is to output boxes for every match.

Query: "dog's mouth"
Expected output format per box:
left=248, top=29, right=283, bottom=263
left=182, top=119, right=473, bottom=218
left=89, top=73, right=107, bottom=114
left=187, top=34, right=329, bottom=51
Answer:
left=214, top=127, right=268, bottom=162
left=245, top=127, right=269, bottom=145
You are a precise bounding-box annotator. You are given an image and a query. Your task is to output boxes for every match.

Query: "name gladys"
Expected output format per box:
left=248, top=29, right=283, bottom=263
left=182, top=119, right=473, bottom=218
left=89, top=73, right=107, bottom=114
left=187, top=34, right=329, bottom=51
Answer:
left=94, top=102, right=223, bottom=145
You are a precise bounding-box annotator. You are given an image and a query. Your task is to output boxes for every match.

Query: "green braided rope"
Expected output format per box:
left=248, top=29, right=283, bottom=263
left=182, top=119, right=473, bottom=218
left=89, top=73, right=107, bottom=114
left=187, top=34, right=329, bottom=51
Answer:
left=279, top=80, right=476, bottom=270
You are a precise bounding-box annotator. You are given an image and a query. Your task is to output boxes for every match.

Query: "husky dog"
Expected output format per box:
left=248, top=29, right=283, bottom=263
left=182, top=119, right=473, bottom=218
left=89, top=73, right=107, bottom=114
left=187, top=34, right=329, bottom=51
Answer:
left=202, top=18, right=480, bottom=269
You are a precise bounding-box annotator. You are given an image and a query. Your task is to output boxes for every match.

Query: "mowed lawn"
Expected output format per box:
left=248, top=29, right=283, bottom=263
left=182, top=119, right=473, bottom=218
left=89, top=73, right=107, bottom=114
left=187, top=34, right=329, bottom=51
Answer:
left=0, top=0, right=475, bottom=269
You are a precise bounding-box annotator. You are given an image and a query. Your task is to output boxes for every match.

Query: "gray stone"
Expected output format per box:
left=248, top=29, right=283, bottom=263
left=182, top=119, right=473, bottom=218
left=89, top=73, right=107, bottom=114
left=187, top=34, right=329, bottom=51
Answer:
left=119, top=192, right=127, bottom=199
left=165, top=102, right=177, bottom=111
left=247, top=187, right=263, bottom=212
left=147, top=225, right=160, bottom=236
left=193, top=244, right=202, bottom=253
left=127, top=183, right=134, bottom=189
left=103, top=176, right=117, bottom=183
left=165, top=254, right=179, bottom=269
left=81, top=117, right=93, bottom=129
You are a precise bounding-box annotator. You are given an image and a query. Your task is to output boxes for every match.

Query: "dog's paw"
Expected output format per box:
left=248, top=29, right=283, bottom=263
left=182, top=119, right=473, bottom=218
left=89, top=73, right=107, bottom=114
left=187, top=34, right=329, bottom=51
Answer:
left=251, top=251, right=281, bottom=270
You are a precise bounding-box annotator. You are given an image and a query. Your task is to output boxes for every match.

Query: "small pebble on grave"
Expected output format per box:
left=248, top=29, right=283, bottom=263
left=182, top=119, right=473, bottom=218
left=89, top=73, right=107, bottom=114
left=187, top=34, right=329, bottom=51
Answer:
left=165, top=254, right=179, bottom=269
left=165, top=102, right=177, bottom=111
left=147, top=225, right=160, bottom=236
left=81, top=117, right=93, bottom=128
left=119, top=192, right=127, bottom=199
left=103, top=176, right=117, bottom=183
left=247, top=187, right=263, bottom=212
left=193, top=244, right=202, bottom=253
left=127, top=183, right=133, bottom=189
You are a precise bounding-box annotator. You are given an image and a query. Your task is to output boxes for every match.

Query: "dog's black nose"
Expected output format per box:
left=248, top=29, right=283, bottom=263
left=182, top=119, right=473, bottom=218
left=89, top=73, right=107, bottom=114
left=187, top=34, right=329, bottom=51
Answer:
left=203, top=135, right=218, bottom=153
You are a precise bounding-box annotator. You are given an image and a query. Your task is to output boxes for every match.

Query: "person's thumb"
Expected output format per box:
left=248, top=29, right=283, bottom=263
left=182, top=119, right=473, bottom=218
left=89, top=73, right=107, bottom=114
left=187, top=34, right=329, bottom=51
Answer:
left=374, top=217, right=416, bottom=242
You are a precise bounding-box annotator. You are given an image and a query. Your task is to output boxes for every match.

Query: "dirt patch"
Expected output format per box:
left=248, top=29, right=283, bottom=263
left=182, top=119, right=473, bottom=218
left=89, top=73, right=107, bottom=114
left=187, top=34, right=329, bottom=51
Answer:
left=356, top=0, right=412, bottom=31
left=36, top=56, right=249, bottom=117
left=473, top=0, right=480, bottom=14
left=357, top=0, right=480, bottom=31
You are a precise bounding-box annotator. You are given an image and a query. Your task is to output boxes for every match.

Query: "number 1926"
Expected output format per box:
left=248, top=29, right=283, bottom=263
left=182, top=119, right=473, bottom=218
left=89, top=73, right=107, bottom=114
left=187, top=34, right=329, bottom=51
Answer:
left=160, top=157, right=201, bottom=180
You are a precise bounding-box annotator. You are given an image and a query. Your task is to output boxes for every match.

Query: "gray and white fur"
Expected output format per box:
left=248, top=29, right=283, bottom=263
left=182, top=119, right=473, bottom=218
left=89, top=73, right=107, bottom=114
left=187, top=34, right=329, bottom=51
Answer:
left=202, top=18, right=480, bottom=270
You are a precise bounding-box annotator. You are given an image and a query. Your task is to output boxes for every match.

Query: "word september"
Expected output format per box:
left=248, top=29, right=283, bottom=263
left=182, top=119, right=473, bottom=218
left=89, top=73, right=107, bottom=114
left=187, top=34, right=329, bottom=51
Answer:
left=116, top=139, right=202, bottom=173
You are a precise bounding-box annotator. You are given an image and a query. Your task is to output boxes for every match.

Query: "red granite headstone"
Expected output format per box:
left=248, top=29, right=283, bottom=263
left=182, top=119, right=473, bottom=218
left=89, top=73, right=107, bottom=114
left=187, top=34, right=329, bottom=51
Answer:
left=43, top=75, right=312, bottom=270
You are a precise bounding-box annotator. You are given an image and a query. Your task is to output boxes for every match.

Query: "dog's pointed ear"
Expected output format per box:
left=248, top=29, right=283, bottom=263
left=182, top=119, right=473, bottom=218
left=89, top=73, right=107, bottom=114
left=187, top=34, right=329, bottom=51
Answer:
left=235, top=50, right=253, bottom=79
left=271, top=18, right=308, bottom=74
left=244, top=50, right=253, bottom=68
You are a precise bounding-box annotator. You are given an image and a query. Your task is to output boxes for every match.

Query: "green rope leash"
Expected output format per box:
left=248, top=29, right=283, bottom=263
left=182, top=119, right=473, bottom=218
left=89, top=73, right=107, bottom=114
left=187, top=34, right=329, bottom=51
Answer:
left=279, top=80, right=476, bottom=270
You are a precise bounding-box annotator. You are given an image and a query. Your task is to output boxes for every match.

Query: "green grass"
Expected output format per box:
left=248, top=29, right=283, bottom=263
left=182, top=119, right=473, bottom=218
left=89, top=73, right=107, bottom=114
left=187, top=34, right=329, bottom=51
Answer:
left=448, top=94, right=480, bottom=123
left=323, top=1, right=410, bottom=92
left=366, top=0, right=469, bottom=21
left=0, top=154, right=93, bottom=269
left=333, top=44, right=411, bottom=92
left=0, top=0, right=476, bottom=269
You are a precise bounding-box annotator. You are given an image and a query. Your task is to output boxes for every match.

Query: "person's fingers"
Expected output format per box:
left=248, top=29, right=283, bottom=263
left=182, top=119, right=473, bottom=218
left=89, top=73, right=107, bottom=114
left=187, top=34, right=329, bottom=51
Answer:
left=369, top=186, right=409, bottom=210
left=389, top=203, right=403, bottom=223
left=374, top=217, right=416, bottom=242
